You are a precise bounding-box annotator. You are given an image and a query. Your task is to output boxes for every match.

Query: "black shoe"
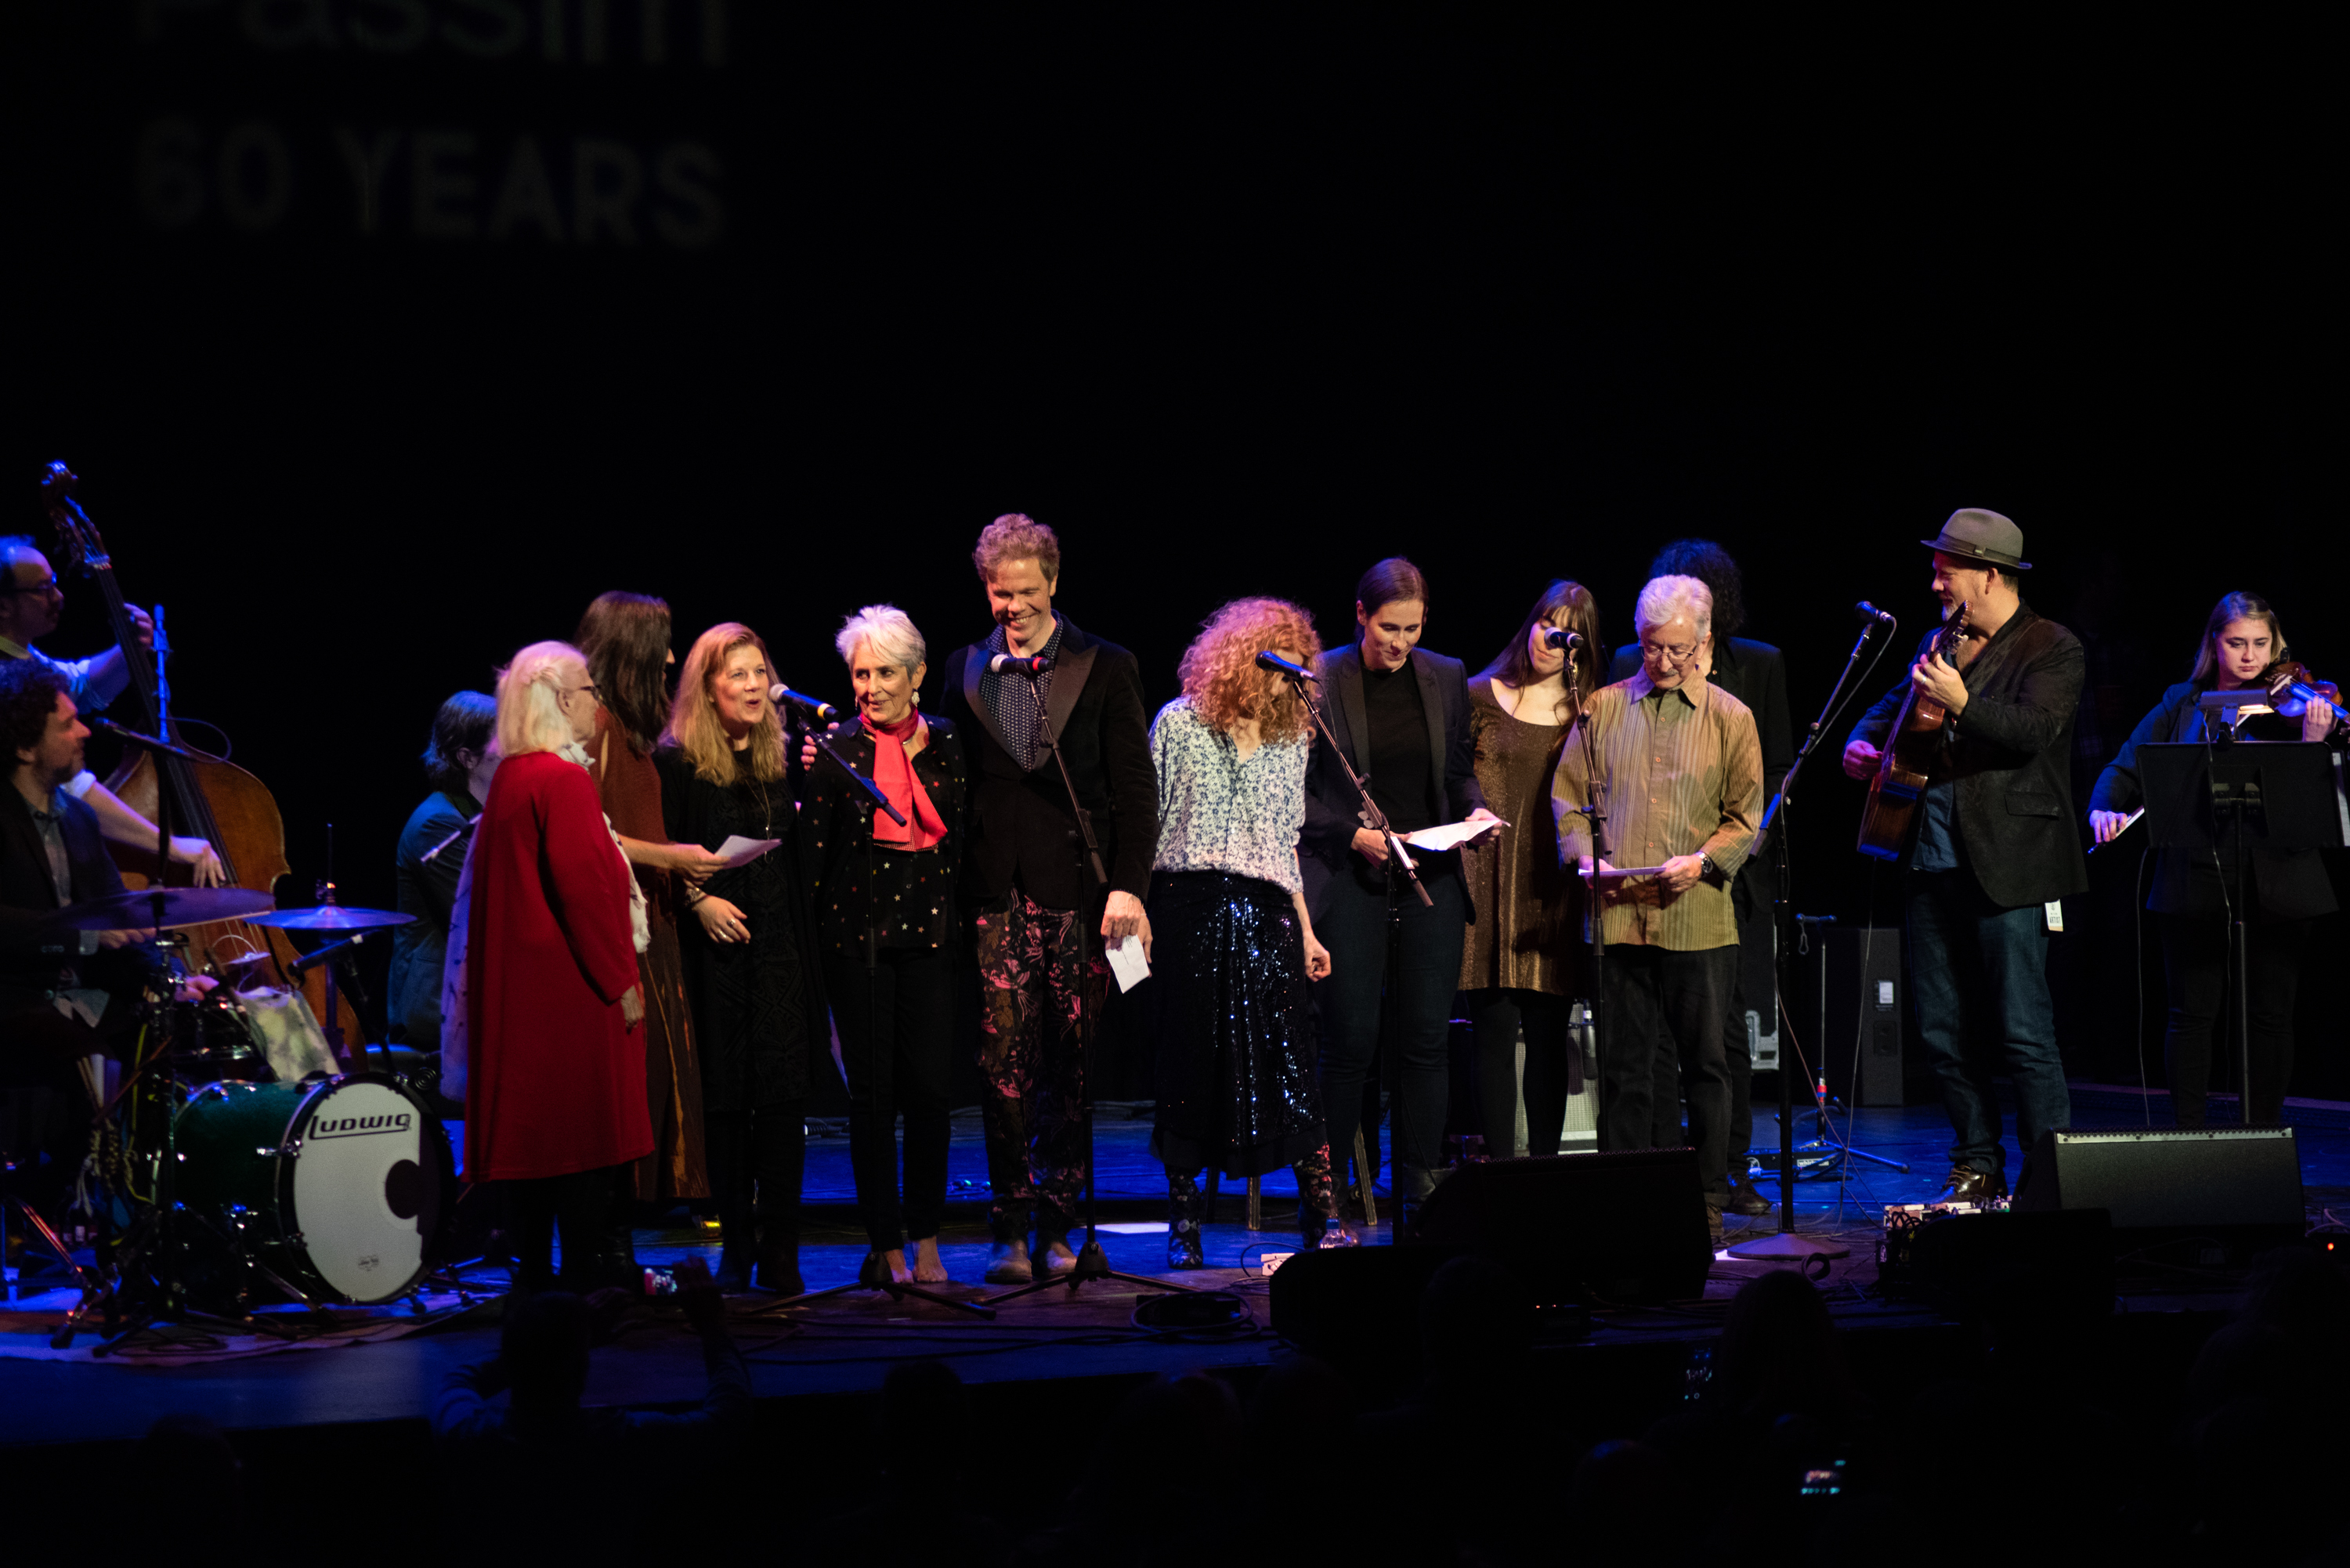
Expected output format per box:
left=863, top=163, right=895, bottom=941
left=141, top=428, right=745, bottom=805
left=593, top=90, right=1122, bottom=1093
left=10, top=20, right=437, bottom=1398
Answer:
left=1167, top=1227, right=1205, bottom=1270
left=754, top=1232, right=802, bottom=1295
left=714, top=1246, right=754, bottom=1293
left=1934, top=1164, right=2008, bottom=1205
left=1727, top=1174, right=1773, bottom=1217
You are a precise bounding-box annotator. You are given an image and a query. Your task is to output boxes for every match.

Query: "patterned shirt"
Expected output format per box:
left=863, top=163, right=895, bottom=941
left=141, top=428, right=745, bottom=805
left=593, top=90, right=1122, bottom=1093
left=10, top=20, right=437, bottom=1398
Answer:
left=979, top=614, right=1068, bottom=772
left=1551, top=670, right=1762, bottom=951
left=1149, top=699, right=1310, bottom=894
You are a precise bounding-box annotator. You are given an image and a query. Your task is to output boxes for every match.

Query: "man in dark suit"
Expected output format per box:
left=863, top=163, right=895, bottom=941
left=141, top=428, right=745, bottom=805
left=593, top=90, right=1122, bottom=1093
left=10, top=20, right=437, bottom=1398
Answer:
left=938, top=515, right=1159, bottom=1284
left=1609, top=540, right=1793, bottom=1216
left=1844, top=509, right=2086, bottom=1203
left=1303, top=558, right=1497, bottom=1227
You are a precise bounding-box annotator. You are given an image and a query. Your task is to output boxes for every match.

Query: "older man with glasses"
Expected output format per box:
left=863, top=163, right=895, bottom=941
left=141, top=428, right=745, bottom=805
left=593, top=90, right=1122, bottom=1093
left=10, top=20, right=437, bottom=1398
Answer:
left=1553, top=573, right=1762, bottom=1246
left=0, top=535, right=221, bottom=883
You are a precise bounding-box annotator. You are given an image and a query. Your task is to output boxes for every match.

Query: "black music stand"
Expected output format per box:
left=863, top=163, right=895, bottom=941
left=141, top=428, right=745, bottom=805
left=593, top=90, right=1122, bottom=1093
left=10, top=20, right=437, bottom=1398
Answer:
left=2137, top=741, right=2348, bottom=1121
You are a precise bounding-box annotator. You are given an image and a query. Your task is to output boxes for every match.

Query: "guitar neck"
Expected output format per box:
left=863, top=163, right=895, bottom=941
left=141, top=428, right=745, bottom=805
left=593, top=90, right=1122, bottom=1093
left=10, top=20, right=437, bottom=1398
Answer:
left=87, top=560, right=164, bottom=734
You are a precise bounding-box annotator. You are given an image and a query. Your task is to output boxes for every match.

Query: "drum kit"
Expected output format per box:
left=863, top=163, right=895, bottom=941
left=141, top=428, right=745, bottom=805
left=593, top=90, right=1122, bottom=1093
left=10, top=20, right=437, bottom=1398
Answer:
left=21, top=884, right=467, bottom=1353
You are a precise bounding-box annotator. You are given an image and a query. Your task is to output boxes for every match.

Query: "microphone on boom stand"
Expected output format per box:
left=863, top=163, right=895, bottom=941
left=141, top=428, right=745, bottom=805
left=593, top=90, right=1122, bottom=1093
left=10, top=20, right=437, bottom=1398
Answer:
left=990, top=652, right=1054, bottom=678
left=1254, top=651, right=1317, bottom=682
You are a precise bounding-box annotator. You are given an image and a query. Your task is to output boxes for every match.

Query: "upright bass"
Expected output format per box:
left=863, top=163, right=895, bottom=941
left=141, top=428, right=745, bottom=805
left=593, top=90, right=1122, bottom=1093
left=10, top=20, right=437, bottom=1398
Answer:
left=38, top=462, right=364, bottom=1047
left=1856, top=602, right=1972, bottom=861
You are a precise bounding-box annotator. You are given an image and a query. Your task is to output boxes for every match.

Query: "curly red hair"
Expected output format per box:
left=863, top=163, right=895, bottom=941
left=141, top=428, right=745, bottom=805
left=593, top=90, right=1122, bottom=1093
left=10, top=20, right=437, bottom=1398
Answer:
left=1179, top=598, right=1322, bottom=744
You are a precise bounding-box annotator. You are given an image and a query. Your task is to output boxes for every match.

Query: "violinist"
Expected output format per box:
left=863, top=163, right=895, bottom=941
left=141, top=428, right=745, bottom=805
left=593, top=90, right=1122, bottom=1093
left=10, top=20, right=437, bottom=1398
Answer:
left=2088, top=592, right=2341, bottom=1126
left=0, top=536, right=222, bottom=885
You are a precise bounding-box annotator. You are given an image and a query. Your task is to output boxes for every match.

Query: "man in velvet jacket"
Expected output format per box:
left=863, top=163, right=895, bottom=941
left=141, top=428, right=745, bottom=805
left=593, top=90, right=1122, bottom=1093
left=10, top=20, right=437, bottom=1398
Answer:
left=938, top=514, right=1159, bottom=1284
left=1844, top=509, right=2087, bottom=1205
left=1301, top=558, right=1495, bottom=1226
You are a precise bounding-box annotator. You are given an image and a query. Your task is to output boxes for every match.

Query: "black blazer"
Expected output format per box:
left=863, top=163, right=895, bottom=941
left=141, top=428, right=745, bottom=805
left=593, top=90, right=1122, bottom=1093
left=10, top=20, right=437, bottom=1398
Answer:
left=2089, top=681, right=2341, bottom=921
left=0, top=782, right=148, bottom=1008
left=1848, top=605, right=2089, bottom=909
left=1300, top=644, right=1488, bottom=916
left=939, top=616, right=1158, bottom=912
left=801, top=715, right=968, bottom=952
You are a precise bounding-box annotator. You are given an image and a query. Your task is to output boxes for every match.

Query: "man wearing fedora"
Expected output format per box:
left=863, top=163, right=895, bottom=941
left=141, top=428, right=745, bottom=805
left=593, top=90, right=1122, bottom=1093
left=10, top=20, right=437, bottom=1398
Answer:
left=1842, top=509, right=2087, bottom=1203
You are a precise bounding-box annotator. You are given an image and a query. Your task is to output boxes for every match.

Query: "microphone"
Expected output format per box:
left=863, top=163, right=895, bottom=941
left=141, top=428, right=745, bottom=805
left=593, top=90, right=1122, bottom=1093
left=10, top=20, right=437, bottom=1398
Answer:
left=1854, top=602, right=1896, bottom=626
left=989, top=652, right=1053, bottom=678
left=1542, top=628, right=1585, bottom=652
left=1255, top=651, right=1318, bottom=682
left=768, top=684, right=840, bottom=722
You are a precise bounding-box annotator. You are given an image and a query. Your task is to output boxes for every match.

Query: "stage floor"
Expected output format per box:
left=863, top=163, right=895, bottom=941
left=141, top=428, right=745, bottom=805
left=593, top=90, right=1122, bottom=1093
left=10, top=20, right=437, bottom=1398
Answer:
left=4, top=1092, right=2345, bottom=1449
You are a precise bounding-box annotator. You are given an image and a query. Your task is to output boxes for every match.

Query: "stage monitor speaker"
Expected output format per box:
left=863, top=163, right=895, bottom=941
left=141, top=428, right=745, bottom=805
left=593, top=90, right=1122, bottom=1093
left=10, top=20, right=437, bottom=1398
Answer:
left=1813, top=927, right=1905, bottom=1107
left=1900, top=1209, right=2116, bottom=1323
left=2013, top=1125, right=2305, bottom=1261
left=1267, top=1243, right=1470, bottom=1378
left=1406, top=1147, right=1712, bottom=1304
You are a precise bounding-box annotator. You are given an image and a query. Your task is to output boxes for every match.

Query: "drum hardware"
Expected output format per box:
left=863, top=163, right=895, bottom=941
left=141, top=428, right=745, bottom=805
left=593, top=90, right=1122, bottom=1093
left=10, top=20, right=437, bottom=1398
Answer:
left=248, top=888, right=411, bottom=1060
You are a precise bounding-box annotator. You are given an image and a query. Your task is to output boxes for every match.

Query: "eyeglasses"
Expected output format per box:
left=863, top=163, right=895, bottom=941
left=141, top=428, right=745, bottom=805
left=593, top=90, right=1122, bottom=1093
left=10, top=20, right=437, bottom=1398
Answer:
left=559, top=682, right=601, bottom=699
left=1640, top=640, right=1697, bottom=663
left=2, top=577, right=61, bottom=598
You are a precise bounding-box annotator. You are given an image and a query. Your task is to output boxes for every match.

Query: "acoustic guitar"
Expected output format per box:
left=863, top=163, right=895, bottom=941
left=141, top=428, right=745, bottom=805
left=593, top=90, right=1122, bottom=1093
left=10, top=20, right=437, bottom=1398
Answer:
left=1855, top=603, right=1971, bottom=861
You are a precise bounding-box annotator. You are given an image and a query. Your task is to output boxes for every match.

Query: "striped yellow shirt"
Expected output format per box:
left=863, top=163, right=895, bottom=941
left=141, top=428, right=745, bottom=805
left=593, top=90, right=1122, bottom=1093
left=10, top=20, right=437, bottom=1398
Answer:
left=1550, top=671, right=1762, bottom=951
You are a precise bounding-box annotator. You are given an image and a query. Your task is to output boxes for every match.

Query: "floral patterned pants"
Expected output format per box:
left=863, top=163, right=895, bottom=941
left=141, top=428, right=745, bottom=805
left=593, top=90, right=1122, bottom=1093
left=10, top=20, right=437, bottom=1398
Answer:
left=975, top=891, right=1108, bottom=1241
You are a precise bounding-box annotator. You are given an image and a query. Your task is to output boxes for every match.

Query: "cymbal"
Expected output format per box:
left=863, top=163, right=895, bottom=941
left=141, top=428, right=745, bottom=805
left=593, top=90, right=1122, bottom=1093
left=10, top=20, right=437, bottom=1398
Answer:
left=244, top=905, right=415, bottom=932
left=46, top=887, right=277, bottom=932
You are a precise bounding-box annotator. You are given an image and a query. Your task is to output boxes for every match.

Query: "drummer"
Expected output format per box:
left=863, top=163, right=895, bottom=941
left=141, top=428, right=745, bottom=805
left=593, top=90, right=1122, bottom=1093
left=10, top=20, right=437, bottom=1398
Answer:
left=0, top=659, right=212, bottom=1076
left=0, top=535, right=222, bottom=884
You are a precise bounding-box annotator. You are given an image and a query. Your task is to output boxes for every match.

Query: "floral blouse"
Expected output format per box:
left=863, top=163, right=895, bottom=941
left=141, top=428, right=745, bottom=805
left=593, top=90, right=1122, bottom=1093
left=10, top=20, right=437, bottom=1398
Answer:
left=1148, top=699, right=1309, bottom=894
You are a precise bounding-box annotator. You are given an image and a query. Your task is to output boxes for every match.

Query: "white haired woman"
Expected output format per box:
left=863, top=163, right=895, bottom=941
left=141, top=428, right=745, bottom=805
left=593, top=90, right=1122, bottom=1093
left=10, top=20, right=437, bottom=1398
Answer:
left=464, top=640, right=649, bottom=1293
left=801, top=605, right=964, bottom=1284
left=656, top=623, right=830, bottom=1294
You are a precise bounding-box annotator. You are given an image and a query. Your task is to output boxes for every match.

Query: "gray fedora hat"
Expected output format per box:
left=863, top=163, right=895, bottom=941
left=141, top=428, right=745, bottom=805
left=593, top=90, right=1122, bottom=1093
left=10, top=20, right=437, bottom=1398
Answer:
left=1920, top=508, right=2030, bottom=570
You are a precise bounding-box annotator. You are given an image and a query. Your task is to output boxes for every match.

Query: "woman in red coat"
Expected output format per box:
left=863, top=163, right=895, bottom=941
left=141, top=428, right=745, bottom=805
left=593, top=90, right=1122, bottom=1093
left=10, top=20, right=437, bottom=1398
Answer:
left=466, top=638, right=649, bottom=1292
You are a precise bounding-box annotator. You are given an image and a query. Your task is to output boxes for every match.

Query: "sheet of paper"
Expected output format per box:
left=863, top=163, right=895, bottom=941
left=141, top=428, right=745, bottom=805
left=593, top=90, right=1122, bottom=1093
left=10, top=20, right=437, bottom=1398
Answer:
left=714, top=835, right=781, bottom=869
left=1106, top=932, right=1151, bottom=993
left=1400, top=818, right=1507, bottom=854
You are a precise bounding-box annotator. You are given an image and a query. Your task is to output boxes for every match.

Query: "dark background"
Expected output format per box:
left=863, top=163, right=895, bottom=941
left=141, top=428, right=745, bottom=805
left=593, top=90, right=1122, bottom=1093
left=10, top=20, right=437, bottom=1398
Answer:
left=12, top=9, right=2341, bottom=1095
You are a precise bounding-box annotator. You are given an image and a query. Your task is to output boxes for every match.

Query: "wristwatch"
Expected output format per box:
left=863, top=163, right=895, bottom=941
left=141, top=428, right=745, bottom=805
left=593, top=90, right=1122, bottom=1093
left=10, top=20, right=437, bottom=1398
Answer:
left=1696, top=849, right=1715, bottom=878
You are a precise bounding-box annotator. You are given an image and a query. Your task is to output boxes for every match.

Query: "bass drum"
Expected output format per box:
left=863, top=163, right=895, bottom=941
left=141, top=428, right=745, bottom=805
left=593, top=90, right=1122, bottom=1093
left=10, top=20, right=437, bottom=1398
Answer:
left=175, top=1073, right=446, bottom=1305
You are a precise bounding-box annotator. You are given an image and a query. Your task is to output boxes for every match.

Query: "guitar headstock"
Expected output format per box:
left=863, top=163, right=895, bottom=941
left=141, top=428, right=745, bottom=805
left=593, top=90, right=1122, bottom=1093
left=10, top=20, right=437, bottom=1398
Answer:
left=1940, top=602, right=1972, bottom=653
left=38, top=461, right=109, bottom=575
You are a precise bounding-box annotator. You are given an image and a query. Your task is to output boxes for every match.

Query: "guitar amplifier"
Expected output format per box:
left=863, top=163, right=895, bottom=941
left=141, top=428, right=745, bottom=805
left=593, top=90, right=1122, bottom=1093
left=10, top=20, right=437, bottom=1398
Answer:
left=1812, top=927, right=1907, bottom=1107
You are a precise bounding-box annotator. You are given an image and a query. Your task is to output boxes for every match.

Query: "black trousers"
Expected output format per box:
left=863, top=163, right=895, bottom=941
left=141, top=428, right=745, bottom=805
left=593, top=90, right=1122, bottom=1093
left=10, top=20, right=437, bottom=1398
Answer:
left=1599, top=943, right=1736, bottom=1198
left=704, top=1100, right=807, bottom=1268
left=825, top=948, right=954, bottom=1251
left=508, top=1162, right=634, bottom=1291
left=2159, top=912, right=2313, bottom=1125
left=1462, top=988, right=1576, bottom=1158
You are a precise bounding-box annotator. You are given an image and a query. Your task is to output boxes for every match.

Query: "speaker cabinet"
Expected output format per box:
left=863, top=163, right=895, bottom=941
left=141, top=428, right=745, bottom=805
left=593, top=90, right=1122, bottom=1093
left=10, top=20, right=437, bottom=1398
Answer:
left=2013, top=1125, right=2305, bottom=1260
left=1405, top=1147, right=1712, bottom=1304
left=1810, top=927, right=1906, bottom=1107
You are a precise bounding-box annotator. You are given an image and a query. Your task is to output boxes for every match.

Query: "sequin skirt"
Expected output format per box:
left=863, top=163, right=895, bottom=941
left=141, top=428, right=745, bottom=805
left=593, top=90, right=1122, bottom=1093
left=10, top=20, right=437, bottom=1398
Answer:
left=1147, top=870, right=1326, bottom=1178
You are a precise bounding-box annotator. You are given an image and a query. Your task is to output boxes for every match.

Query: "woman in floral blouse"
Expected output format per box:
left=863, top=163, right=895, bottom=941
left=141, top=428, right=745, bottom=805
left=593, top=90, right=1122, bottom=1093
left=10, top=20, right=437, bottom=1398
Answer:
left=1147, top=597, right=1343, bottom=1268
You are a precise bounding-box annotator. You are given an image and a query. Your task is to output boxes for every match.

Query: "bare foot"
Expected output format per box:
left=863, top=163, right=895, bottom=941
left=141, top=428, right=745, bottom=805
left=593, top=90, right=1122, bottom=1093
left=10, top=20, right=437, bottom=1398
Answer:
left=1038, top=1233, right=1079, bottom=1274
left=882, top=1247, right=914, bottom=1285
left=985, top=1238, right=1032, bottom=1284
left=910, top=1236, right=949, bottom=1283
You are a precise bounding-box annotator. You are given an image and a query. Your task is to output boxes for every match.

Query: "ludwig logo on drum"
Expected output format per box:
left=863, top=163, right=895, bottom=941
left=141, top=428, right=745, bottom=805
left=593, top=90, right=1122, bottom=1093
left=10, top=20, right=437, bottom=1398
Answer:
left=308, top=1111, right=413, bottom=1139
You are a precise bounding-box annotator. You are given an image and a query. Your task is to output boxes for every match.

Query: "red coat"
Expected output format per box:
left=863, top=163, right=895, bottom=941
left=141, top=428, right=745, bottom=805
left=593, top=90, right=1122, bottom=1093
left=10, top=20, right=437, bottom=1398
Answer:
left=464, top=750, right=652, bottom=1182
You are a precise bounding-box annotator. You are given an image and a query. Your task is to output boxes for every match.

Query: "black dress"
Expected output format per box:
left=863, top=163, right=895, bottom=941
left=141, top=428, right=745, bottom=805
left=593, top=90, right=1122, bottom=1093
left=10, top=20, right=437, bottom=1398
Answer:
left=653, top=742, right=828, bottom=1288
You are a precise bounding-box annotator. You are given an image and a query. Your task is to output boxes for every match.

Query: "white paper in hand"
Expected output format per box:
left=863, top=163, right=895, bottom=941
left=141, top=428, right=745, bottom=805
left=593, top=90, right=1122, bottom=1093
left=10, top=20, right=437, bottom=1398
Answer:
left=714, top=835, right=782, bottom=869
left=1401, top=818, right=1507, bottom=854
left=1106, top=932, right=1151, bottom=993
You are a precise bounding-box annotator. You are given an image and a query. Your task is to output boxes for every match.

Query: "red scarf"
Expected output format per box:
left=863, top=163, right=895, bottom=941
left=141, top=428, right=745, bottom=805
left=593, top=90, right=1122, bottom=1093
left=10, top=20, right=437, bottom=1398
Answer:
left=868, top=710, right=946, bottom=850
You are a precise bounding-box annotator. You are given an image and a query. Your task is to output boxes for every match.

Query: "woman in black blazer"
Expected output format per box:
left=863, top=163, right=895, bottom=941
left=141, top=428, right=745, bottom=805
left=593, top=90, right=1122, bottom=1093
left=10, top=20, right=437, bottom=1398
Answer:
left=1301, top=558, right=1497, bottom=1230
left=802, top=605, right=967, bottom=1286
left=2089, top=591, right=2341, bottom=1125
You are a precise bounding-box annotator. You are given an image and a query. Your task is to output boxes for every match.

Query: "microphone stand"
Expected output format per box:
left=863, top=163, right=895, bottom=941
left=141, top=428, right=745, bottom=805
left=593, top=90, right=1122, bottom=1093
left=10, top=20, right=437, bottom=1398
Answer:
left=1728, top=614, right=1901, bottom=1262
left=1278, top=670, right=1434, bottom=1237
left=780, top=709, right=994, bottom=1319
left=988, top=684, right=1205, bottom=1302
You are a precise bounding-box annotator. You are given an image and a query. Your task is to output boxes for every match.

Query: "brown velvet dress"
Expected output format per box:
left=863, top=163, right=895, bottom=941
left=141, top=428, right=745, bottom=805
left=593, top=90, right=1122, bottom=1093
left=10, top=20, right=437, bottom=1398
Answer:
left=1458, top=678, right=1579, bottom=995
left=593, top=706, right=708, bottom=1201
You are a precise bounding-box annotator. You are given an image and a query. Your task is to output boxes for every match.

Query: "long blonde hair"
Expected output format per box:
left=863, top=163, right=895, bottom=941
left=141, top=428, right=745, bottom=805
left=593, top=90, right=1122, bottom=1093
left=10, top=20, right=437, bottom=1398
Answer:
left=1179, top=597, right=1322, bottom=745
left=496, top=641, right=585, bottom=758
left=663, top=622, right=786, bottom=784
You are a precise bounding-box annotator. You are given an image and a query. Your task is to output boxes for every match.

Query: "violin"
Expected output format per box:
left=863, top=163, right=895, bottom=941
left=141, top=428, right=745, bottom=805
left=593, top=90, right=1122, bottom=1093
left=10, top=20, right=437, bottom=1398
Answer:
left=2265, top=661, right=2347, bottom=739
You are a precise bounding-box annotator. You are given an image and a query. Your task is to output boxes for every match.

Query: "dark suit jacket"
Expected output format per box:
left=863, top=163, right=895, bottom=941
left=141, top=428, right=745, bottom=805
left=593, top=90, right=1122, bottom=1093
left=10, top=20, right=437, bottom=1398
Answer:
left=1300, top=645, right=1488, bottom=918
left=0, top=781, right=148, bottom=1010
left=940, top=616, right=1158, bottom=912
left=1848, top=605, right=2089, bottom=908
left=1612, top=636, right=1795, bottom=915
left=2089, top=681, right=2340, bottom=921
